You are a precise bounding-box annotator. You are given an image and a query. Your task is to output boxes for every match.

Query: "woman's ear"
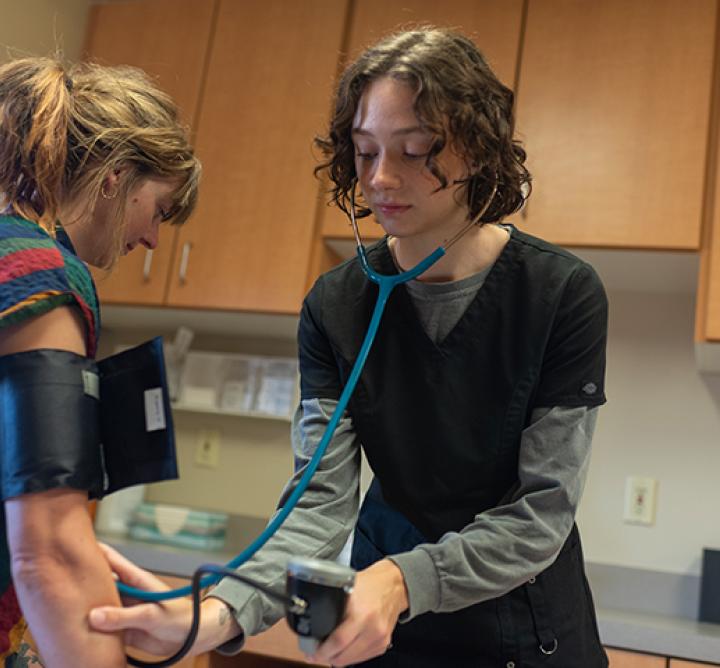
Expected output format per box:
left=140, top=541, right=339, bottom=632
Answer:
left=101, top=165, right=130, bottom=199
left=107, top=165, right=129, bottom=187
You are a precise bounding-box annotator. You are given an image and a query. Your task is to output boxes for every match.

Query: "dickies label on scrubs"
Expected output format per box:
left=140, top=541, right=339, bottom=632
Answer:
left=580, top=381, right=598, bottom=398
left=82, top=370, right=100, bottom=399
left=144, top=387, right=166, bottom=432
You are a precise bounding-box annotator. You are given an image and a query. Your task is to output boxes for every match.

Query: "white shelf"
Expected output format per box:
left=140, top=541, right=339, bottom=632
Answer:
left=171, top=401, right=292, bottom=422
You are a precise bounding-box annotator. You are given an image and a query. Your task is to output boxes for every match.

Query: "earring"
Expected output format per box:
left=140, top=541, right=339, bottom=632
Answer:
left=101, top=183, right=118, bottom=200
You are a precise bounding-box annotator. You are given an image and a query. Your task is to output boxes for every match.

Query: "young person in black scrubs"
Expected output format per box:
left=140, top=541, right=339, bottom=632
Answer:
left=90, top=28, right=609, bottom=668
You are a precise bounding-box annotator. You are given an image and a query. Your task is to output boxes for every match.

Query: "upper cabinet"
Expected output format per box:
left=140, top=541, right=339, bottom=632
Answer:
left=697, top=73, right=720, bottom=343
left=84, top=0, right=217, bottom=305
left=320, top=0, right=526, bottom=242
left=604, top=648, right=666, bottom=667
left=163, top=0, right=349, bottom=315
left=83, top=0, right=720, bottom=320
left=84, top=0, right=348, bottom=315
left=704, top=217, right=720, bottom=341
left=514, top=0, right=717, bottom=249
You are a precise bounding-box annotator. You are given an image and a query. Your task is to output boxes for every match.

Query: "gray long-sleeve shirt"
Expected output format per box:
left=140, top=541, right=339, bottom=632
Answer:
left=210, top=245, right=599, bottom=650
left=211, top=400, right=597, bottom=651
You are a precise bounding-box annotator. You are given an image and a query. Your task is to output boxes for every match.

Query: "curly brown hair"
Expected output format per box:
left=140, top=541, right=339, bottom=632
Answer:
left=315, top=28, right=530, bottom=224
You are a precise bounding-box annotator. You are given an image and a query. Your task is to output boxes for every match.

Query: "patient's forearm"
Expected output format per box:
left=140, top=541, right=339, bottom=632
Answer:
left=6, top=491, right=126, bottom=668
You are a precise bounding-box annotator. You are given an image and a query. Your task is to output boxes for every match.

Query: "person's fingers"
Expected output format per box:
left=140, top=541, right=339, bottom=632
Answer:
left=98, top=542, right=169, bottom=592
left=311, top=617, right=363, bottom=663
left=318, top=626, right=389, bottom=667
left=97, top=542, right=126, bottom=564
left=88, top=603, right=161, bottom=632
left=313, top=593, right=396, bottom=667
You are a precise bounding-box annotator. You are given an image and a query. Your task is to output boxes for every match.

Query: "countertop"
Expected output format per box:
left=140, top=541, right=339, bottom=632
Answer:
left=598, top=606, right=720, bottom=663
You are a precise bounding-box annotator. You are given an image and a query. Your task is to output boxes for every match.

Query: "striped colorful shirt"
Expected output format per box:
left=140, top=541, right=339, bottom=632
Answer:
left=0, top=215, right=100, bottom=355
left=0, top=213, right=101, bottom=661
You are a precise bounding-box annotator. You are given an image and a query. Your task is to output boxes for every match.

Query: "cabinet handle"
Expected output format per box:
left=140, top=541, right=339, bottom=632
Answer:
left=179, top=242, right=192, bottom=284
left=142, top=249, right=153, bottom=282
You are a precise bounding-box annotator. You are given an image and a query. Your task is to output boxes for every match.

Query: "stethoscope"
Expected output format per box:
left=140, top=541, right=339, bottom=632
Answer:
left=120, top=178, right=498, bottom=667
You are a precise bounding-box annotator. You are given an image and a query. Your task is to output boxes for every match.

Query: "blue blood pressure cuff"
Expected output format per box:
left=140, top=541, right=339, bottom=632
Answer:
left=0, top=337, right=177, bottom=501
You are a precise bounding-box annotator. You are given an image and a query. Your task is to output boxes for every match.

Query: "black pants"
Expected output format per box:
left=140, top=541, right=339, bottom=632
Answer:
left=350, top=481, right=608, bottom=668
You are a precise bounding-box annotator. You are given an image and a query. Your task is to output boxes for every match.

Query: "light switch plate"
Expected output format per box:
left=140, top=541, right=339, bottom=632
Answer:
left=195, top=429, right=221, bottom=469
left=623, top=476, right=658, bottom=526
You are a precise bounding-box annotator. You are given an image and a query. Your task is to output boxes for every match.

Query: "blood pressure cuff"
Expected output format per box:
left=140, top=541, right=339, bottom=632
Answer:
left=97, top=337, right=177, bottom=495
left=0, top=337, right=177, bottom=501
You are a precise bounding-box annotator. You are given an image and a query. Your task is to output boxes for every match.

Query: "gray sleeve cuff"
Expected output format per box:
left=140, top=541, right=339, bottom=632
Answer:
left=387, top=548, right=440, bottom=622
left=214, top=632, right=245, bottom=656
left=201, top=590, right=256, bottom=656
left=208, top=578, right=273, bottom=648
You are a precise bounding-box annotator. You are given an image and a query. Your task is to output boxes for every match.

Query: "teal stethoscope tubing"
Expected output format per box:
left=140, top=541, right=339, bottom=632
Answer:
left=117, top=180, right=495, bottom=603
left=117, top=247, right=443, bottom=602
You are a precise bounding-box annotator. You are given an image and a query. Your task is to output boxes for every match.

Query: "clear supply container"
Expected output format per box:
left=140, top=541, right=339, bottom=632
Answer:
left=175, top=351, right=298, bottom=419
left=219, top=357, right=256, bottom=413
left=254, top=358, right=298, bottom=418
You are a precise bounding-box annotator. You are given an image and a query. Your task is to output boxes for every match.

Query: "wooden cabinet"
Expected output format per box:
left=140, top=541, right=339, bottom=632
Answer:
left=231, top=619, right=327, bottom=667
left=84, top=0, right=348, bottom=314
left=83, top=0, right=217, bottom=306
left=697, top=42, right=720, bottom=343
left=604, top=649, right=720, bottom=668
left=163, top=0, right=348, bottom=315
left=513, top=0, right=717, bottom=250
left=705, top=220, right=720, bottom=341
left=82, top=0, right=720, bottom=316
left=697, top=175, right=720, bottom=342
left=606, top=648, right=667, bottom=667
left=319, top=0, right=526, bottom=243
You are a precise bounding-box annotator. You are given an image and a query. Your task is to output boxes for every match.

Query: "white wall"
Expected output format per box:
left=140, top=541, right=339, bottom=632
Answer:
left=0, top=0, right=92, bottom=64
left=577, top=286, right=720, bottom=576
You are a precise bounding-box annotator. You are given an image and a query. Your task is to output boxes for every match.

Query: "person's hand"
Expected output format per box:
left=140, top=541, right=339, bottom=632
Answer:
left=88, top=543, right=198, bottom=657
left=310, top=558, right=409, bottom=667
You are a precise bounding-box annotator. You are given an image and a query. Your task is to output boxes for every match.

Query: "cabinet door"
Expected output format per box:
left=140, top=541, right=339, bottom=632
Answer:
left=669, top=661, right=720, bottom=667
left=705, top=219, right=720, bottom=341
left=514, top=0, right=717, bottom=249
left=320, top=0, right=525, bottom=241
left=165, top=0, right=349, bottom=314
left=606, top=647, right=667, bottom=667
left=83, top=0, right=217, bottom=305
left=698, top=153, right=720, bottom=341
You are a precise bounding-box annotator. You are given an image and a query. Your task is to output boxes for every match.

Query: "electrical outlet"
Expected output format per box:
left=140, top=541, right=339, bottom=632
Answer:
left=195, top=429, right=221, bottom=469
left=623, top=476, right=658, bottom=526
